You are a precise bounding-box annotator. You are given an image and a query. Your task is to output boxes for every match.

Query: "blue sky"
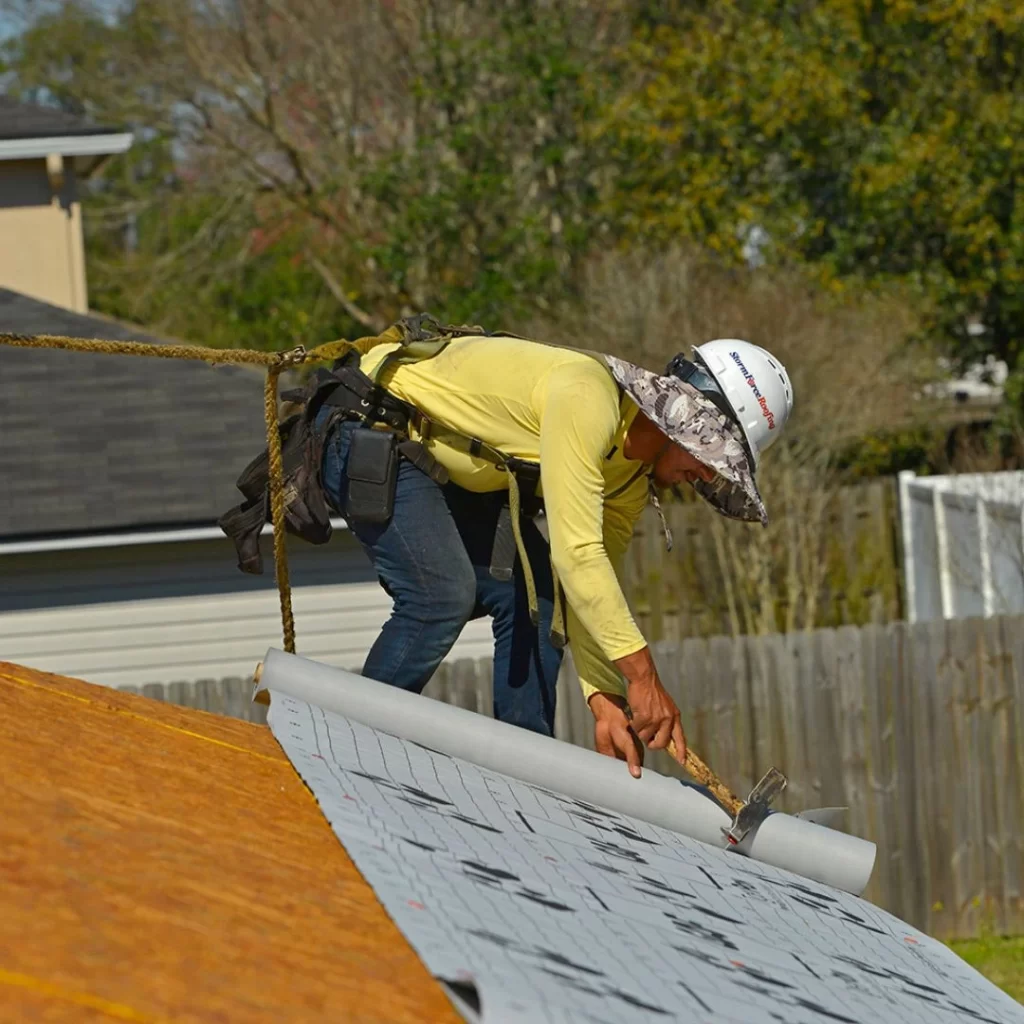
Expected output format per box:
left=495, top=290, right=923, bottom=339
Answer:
left=0, top=1, right=123, bottom=45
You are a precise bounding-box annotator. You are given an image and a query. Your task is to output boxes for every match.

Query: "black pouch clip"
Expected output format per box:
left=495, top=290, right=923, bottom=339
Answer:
left=345, top=427, right=399, bottom=524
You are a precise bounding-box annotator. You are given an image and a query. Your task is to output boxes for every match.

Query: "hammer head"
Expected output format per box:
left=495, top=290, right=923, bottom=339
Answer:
left=722, top=767, right=787, bottom=846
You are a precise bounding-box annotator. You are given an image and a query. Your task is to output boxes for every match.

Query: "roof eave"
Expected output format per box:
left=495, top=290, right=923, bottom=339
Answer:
left=0, top=518, right=350, bottom=556
left=0, top=131, right=134, bottom=163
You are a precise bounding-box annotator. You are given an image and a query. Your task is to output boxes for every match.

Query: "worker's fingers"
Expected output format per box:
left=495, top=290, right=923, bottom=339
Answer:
left=648, top=714, right=675, bottom=752
left=634, top=722, right=655, bottom=745
left=670, top=718, right=688, bottom=765
left=632, top=711, right=662, bottom=745
left=593, top=721, right=615, bottom=760
left=612, top=722, right=644, bottom=779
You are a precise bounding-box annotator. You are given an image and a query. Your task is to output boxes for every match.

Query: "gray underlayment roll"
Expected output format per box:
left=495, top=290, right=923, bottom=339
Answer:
left=257, top=648, right=877, bottom=896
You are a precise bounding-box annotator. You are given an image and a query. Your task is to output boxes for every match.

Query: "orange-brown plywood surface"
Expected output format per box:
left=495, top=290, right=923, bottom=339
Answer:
left=0, top=662, right=463, bottom=1024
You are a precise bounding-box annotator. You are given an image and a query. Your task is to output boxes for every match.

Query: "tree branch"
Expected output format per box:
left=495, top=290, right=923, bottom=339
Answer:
left=307, top=253, right=385, bottom=333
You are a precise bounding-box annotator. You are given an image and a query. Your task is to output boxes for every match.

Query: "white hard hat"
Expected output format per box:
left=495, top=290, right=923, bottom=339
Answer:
left=667, top=339, right=794, bottom=469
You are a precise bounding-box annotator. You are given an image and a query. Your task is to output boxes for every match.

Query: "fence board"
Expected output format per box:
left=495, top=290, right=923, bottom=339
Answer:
left=679, top=636, right=711, bottom=780
left=552, top=659, right=574, bottom=745
left=813, top=629, right=847, bottom=811
left=865, top=623, right=900, bottom=918
left=194, top=678, right=217, bottom=715
left=783, top=630, right=814, bottom=811
left=916, top=618, right=952, bottom=938
left=855, top=624, right=883, bottom=911
left=913, top=614, right=942, bottom=937
left=649, top=639, right=684, bottom=778
left=707, top=635, right=741, bottom=794
left=947, top=617, right=982, bottom=936
left=834, top=625, right=869, bottom=848
left=557, top=654, right=596, bottom=754
left=999, top=616, right=1024, bottom=934
left=980, top=617, right=1006, bottom=933
left=897, top=622, right=929, bottom=929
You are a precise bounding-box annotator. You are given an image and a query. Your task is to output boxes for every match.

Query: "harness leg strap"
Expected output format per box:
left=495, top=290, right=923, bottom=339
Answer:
left=503, top=466, right=568, bottom=649
left=507, top=472, right=539, bottom=626
left=549, top=562, right=568, bottom=650
left=489, top=505, right=517, bottom=581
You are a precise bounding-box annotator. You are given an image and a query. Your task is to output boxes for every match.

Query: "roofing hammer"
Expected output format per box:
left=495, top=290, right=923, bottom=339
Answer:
left=668, top=740, right=787, bottom=846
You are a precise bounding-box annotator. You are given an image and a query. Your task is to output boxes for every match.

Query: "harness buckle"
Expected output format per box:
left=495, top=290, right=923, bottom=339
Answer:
left=414, top=410, right=433, bottom=441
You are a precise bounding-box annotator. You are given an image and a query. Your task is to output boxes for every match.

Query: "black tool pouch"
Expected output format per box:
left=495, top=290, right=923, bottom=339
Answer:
left=345, top=427, right=399, bottom=524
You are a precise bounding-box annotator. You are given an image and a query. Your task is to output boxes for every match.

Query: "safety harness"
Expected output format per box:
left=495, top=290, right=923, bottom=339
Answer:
left=219, top=314, right=570, bottom=646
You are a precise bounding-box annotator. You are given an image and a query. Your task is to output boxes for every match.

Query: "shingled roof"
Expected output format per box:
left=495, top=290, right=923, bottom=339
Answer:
left=0, top=96, right=119, bottom=140
left=0, top=660, right=462, bottom=1023
left=0, top=289, right=268, bottom=540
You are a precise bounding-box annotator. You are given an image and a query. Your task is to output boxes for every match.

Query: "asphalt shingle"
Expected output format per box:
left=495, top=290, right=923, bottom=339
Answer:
left=0, top=96, right=118, bottom=140
left=0, top=289, right=270, bottom=539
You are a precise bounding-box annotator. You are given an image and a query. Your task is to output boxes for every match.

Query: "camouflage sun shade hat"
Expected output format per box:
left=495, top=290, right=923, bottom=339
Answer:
left=603, top=354, right=769, bottom=526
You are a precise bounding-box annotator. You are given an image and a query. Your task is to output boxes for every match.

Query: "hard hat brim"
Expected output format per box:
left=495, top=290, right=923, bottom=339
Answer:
left=604, top=355, right=768, bottom=526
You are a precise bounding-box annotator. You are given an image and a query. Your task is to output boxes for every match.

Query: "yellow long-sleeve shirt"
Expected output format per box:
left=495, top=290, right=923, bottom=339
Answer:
left=360, top=335, right=650, bottom=701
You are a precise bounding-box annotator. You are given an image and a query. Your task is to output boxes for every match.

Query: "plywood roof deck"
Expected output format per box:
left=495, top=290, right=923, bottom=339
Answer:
left=0, top=661, right=462, bottom=1024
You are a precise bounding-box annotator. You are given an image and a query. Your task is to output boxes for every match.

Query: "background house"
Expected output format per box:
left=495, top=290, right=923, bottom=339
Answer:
left=0, top=97, right=132, bottom=312
left=0, top=99, right=490, bottom=689
left=0, top=287, right=494, bottom=687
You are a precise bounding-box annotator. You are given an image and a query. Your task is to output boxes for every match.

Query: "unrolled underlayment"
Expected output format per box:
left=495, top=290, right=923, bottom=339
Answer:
left=263, top=659, right=1024, bottom=1024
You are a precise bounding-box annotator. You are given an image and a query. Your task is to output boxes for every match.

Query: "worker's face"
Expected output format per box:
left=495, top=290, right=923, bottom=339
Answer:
left=652, top=441, right=717, bottom=488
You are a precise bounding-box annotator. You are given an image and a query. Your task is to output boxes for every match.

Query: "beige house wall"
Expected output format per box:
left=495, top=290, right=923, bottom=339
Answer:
left=0, top=157, right=89, bottom=312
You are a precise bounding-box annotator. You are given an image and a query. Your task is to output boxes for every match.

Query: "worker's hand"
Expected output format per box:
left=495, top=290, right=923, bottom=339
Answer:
left=613, top=646, right=687, bottom=767
left=588, top=692, right=645, bottom=778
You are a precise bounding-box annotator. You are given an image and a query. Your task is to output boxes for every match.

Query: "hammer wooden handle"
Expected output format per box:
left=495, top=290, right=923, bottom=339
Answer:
left=668, top=740, right=743, bottom=816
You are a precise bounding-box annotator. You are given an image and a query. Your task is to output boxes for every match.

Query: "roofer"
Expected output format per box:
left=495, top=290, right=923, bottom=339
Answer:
left=220, top=316, right=792, bottom=774
left=305, top=322, right=793, bottom=777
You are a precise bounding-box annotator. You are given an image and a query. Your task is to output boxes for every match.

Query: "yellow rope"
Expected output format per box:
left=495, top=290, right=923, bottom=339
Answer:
left=0, top=331, right=301, bottom=365
left=0, top=331, right=349, bottom=656
left=263, top=366, right=296, bottom=653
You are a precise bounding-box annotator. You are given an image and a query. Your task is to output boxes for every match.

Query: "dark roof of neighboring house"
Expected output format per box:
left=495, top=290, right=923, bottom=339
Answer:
left=0, top=289, right=270, bottom=539
left=0, top=96, right=119, bottom=140
left=0, top=660, right=461, bottom=1023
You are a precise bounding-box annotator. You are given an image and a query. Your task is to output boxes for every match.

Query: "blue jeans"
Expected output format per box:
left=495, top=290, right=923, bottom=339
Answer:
left=319, top=415, right=562, bottom=735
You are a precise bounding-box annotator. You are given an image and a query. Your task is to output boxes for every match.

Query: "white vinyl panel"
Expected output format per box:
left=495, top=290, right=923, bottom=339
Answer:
left=0, top=537, right=497, bottom=689
left=0, top=584, right=388, bottom=644
left=3, top=593, right=496, bottom=687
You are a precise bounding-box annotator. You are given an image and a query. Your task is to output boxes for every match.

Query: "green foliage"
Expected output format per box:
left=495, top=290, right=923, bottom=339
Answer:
left=6, top=0, right=1024, bottom=439
left=346, top=0, right=611, bottom=323
left=600, top=1, right=1024, bottom=395
left=949, top=934, right=1024, bottom=1004
left=3, top=0, right=617, bottom=345
left=836, top=427, right=937, bottom=480
left=86, top=196, right=353, bottom=351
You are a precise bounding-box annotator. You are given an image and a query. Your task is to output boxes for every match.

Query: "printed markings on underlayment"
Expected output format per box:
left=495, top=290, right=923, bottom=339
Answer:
left=269, top=696, right=1024, bottom=1024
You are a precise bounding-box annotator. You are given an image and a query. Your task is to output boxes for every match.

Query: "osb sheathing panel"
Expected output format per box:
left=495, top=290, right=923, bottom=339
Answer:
left=0, top=662, right=463, bottom=1024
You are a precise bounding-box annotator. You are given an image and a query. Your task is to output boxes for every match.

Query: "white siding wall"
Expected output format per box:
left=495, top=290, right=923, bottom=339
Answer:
left=0, top=533, right=495, bottom=688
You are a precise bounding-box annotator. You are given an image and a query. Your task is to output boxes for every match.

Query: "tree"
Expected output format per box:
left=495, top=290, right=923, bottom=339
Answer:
left=3, top=0, right=629, bottom=345
left=601, top=1, right=1024, bottom=408
left=528, top=245, right=929, bottom=635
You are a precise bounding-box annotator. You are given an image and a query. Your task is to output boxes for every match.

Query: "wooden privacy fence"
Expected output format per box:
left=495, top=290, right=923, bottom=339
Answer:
left=620, top=478, right=902, bottom=642
left=131, top=614, right=1024, bottom=941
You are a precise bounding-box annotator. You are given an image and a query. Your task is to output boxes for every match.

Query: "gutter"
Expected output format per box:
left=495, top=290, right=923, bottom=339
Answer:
left=0, top=132, right=134, bottom=162
left=0, top=518, right=349, bottom=556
